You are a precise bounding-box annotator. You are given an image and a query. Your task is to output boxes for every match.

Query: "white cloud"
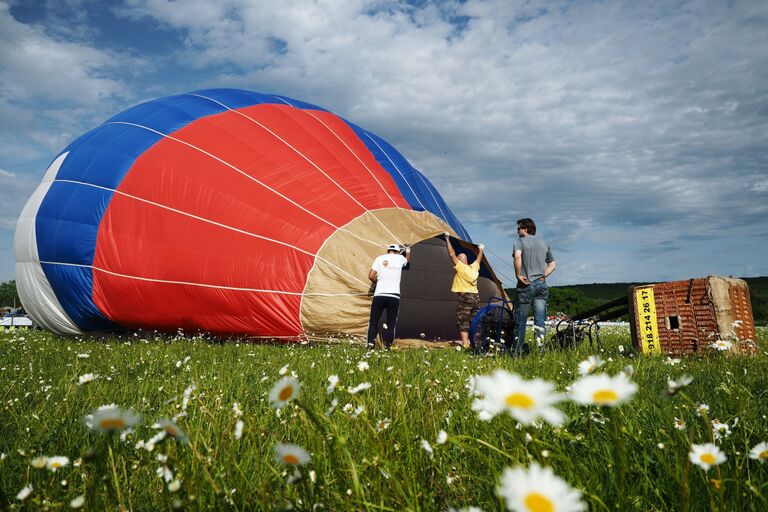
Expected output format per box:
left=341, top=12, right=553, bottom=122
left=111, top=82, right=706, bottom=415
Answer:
left=0, top=0, right=766, bottom=282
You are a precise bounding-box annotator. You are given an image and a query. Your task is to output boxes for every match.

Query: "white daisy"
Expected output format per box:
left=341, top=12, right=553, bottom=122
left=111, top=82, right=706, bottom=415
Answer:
left=348, top=382, right=371, bottom=394
left=469, top=370, right=566, bottom=425
left=77, top=373, right=99, bottom=385
left=497, top=463, right=586, bottom=512
left=46, top=456, right=69, bottom=472
left=269, top=377, right=301, bottom=408
left=70, top=495, right=85, bottom=508
left=569, top=373, right=638, bottom=407
left=357, top=361, right=370, bottom=372
left=577, top=356, right=604, bottom=376
left=376, top=418, right=391, bottom=431
left=326, top=375, right=339, bottom=394
left=85, top=405, right=141, bottom=433
left=234, top=420, right=244, bottom=440
left=674, top=417, right=687, bottom=431
left=420, top=439, right=434, bottom=458
left=167, top=480, right=182, bottom=492
left=711, top=420, right=731, bottom=441
left=666, top=375, right=694, bottom=395
left=749, top=442, right=768, bottom=463
left=30, top=456, right=48, bottom=469
left=274, top=444, right=310, bottom=466
left=16, top=484, right=33, bottom=501
left=436, top=430, right=449, bottom=445
left=689, top=443, right=726, bottom=471
left=710, top=339, right=733, bottom=351
left=696, top=403, right=710, bottom=417
left=155, top=419, right=189, bottom=444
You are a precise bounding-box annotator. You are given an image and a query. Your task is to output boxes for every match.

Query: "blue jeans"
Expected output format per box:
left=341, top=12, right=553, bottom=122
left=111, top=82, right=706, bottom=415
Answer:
left=513, top=280, right=548, bottom=354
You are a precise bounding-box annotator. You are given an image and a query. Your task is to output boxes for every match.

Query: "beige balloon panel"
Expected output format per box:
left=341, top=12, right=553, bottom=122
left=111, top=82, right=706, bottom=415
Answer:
left=300, top=208, right=458, bottom=335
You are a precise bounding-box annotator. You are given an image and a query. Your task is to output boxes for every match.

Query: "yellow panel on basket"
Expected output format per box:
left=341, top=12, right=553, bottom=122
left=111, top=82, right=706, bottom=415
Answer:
left=635, top=287, right=661, bottom=354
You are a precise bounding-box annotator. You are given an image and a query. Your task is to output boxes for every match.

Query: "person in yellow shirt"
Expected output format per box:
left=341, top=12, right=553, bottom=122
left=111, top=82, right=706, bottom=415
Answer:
left=444, top=233, right=484, bottom=348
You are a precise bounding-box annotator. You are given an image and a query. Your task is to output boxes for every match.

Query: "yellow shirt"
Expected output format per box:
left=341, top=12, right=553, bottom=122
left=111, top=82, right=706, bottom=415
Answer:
left=451, top=260, right=480, bottom=293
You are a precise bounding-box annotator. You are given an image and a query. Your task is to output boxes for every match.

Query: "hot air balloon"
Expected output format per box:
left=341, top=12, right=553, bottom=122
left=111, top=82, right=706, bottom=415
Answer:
left=15, top=89, right=504, bottom=340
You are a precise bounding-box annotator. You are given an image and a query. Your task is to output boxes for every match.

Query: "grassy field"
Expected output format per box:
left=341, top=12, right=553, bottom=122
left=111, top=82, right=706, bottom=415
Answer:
left=1, top=327, right=767, bottom=511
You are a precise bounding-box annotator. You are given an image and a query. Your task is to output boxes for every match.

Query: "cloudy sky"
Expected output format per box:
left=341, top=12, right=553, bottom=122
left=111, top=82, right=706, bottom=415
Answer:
left=1, top=0, right=766, bottom=287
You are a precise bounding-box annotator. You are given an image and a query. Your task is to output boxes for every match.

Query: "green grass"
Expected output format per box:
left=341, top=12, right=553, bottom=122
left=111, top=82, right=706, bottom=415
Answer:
left=1, top=327, right=767, bottom=511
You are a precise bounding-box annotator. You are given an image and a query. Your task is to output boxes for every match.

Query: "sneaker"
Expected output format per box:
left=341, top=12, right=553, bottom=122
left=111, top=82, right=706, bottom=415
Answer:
left=366, top=343, right=375, bottom=350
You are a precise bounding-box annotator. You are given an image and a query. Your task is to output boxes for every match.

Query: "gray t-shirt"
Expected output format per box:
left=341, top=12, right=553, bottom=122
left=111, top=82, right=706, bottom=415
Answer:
left=513, top=235, right=554, bottom=281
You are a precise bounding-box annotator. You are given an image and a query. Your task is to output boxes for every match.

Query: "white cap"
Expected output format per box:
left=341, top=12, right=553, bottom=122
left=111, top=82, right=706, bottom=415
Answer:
left=387, top=244, right=401, bottom=252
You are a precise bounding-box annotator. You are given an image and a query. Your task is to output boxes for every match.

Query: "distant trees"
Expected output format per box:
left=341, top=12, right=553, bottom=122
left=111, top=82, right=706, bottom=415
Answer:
left=1, top=280, right=20, bottom=308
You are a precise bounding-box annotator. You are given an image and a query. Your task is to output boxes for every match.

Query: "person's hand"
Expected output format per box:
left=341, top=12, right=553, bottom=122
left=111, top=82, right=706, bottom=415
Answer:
left=478, top=243, right=485, bottom=250
left=517, top=275, right=531, bottom=286
left=443, top=231, right=450, bottom=239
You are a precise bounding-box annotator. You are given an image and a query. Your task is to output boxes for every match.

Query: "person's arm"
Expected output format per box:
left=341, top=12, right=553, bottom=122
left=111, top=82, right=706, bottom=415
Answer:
left=368, top=269, right=378, bottom=283
left=444, top=233, right=458, bottom=265
left=514, top=249, right=530, bottom=285
left=404, top=244, right=412, bottom=263
left=476, top=243, right=485, bottom=263
left=543, top=260, right=556, bottom=279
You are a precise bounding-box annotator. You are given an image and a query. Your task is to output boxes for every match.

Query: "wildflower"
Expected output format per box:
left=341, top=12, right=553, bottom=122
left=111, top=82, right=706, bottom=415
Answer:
left=232, top=402, right=243, bottom=417
left=348, top=382, right=371, bottom=394
left=70, top=495, right=85, bottom=508
left=46, top=456, right=69, bottom=472
left=437, top=430, right=448, bottom=445
left=155, top=419, right=189, bottom=444
left=577, top=355, right=604, bottom=376
left=420, top=439, right=434, bottom=458
left=569, top=373, right=637, bottom=407
left=711, top=420, right=731, bottom=441
left=710, top=339, right=733, bottom=351
left=77, top=373, right=99, bottom=385
left=30, top=456, right=48, bottom=469
left=376, top=418, right=391, bottom=431
left=674, top=417, right=687, bottom=431
left=749, top=442, right=768, bottom=462
left=689, top=443, right=726, bottom=471
left=278, top=365, right=289, bottom=375
left=665, top=357, right=681, bottom=366
left=325, top=398, right=339, bottom=416
left=269, top=377, right=301, bottom=408
left=469, top=370, right=566, bottom=425
left=168, top=480, right=182, bottom=492
left=85, top=405, right=141, bottom=433
left=77, top=353, right=90, bottom=359
left=666, top=375, right=694, bottom=395
left=326, top=375, right=339, bottom=394
left=234, top=420, right=244, bottom=440
left=620, top=365, right=635, bottom=379
left=696, top=404, right=710, bottom=417
left=357, top=361, right=370, bottom=372
left=351, top=405, right=365, bottom=418
left=16, top=484, right=33, bottom=501
left=497, top=463, right=586, bottom=512
left=274, top=444, right=310, bottom=466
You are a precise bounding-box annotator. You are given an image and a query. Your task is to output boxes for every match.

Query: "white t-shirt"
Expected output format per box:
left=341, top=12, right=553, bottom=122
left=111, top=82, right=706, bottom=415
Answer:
left=371, top=253, right=408, bottom=297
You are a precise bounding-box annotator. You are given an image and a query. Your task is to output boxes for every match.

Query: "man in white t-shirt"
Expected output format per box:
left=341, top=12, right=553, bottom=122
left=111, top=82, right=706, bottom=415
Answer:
left=367, top=243, right=411, bottom=349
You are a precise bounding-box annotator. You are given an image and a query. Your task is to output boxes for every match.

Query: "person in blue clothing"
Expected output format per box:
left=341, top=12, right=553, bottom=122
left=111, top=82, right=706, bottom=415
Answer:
left=512, top=218, right=556, bottom=355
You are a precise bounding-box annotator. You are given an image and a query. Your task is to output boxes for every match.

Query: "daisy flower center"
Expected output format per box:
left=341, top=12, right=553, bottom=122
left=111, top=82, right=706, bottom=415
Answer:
left=283, top=454, right=300, bottom=465
left=700, top=453, right=716, bottom=464
left=524, top=492, right=555, bottom=512
left=759, top=450, right=768, bottom=460
left=505, top=392, right=535, bottom=409
left=99, top=418, right=126, bottom=430
left=592, top=389, right=619, bottom=403
left=278, top=386, right=294, bottom=401
left=50, top=461, right=63, bottom=468
left=164, top=425, right=178, bottom=436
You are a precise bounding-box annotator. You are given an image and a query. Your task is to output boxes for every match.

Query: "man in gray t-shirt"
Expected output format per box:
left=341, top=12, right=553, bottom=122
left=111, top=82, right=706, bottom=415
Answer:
left=512, top=218, right=556, bottom=355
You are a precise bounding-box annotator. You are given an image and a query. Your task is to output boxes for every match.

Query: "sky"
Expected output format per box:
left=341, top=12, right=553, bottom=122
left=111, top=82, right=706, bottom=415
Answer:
left=1, top=0, right=766, bottom=287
